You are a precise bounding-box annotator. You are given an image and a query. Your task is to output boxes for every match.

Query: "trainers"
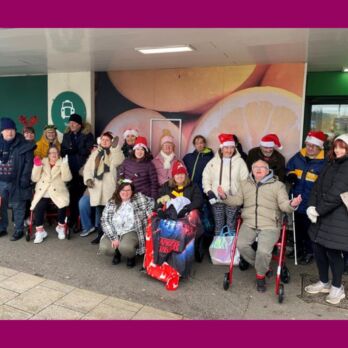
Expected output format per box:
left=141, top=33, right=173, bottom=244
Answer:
left=80, top=227, right=96, bottom=237
left=34, top=230, right=48, bottom=244
left=56, top=225, right=66, bottom=240
left=305, top=280, right=331, bottom=294
left=326, top=285, right=346, bottom=305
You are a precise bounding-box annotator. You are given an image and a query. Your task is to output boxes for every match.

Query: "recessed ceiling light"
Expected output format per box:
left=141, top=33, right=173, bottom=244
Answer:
left=135, top=45, right=194, bottom=54
left=343, top=67, right=348, bottom=72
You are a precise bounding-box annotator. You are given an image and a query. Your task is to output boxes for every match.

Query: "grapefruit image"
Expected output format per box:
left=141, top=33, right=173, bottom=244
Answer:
left=188, top=87, right=303, bottom=161
left=108, top=65, right=268, bottom=114
left=103, top=108, right=188, bottom=158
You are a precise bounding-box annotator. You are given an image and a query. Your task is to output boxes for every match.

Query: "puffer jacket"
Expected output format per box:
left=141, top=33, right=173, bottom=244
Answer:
left=308, top=155, right=348, bottom=251
left=202, top=150, right=249, bottom=197
left=34, top=134, right=61, bottom=159
left=31, top=158, right=72, bottom=209
left=225, top=171, right=295, bottom=230
left=286, top=148, right=326, bottom=213
left=83, top=145, right=124, bottom=206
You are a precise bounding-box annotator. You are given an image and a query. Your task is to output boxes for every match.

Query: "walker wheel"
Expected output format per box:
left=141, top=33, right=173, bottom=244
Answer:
left=25, top=230, right=30, bottom=242
left=281, top=266, right=290, bottom=284
left=223, top=272, right=230, bottom=291
left=278, top=284, right=285, bottom=303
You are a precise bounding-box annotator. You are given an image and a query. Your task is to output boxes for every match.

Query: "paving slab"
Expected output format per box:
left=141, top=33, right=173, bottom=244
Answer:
left=132, top=306, right=183, bottom=320
left=0, top=266, right=19, bottom=277
left=102, top=296, right=143, bottom=312
left=40, top=279, right=75, bottom=294
left=0, top=304, right=32, bottom=320
left=82, top=303, right=136, bottom=320
left=31, top=304, right=84, bottom=320
left=0, top=287, right=19, bottom=305
left=0, top=272, right=45, bottom=293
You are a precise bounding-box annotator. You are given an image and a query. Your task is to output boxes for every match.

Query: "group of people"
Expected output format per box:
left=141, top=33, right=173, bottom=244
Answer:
left=1, top=114, right=347, bottom=304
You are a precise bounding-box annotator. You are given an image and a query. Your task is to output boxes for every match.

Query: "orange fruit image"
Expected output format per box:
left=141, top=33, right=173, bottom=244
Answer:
left=188, top=87, right=302, bottom=161
left=103, top=108, right=188, bottom=158
left=108, top=65, right=268, bottom=114
left=260, top=64, right=305, bottom=97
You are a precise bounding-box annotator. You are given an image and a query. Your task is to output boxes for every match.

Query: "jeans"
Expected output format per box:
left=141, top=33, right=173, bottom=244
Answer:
left=78, top=195, right=100, bottom=231
left=0, top=181, right=26, bottom=233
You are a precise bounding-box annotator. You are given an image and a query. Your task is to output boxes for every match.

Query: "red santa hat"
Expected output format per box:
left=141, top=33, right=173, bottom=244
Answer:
left=260, top=134, right=283, bottom=150
left=133, top=136, right=148, bottom=152
left=123, top=128, right=139, bottom=139
left=172, top=161, right=188, bottom=176
left=218, top=133, right=235, bottom=148
left=305, top=131, right=326, bottom=148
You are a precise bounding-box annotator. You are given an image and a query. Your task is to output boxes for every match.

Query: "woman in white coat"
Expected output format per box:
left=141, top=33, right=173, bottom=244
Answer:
left=31, top=146, right=72, bottom=243
left=83, top=132, right=124, bottom=244
left=202, top=133, right=249, bottom=235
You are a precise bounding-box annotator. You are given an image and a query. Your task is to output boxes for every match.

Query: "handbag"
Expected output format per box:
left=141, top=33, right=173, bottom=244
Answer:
left=209, top=225, right=240, bottom=266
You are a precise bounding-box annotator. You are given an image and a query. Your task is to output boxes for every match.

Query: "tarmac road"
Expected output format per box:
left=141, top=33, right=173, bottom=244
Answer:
left=1, top=225, right=348, bottom=320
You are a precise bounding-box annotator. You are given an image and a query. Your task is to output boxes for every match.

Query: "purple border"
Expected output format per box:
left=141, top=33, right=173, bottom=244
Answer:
left=0, top=0, right=347, bottom=27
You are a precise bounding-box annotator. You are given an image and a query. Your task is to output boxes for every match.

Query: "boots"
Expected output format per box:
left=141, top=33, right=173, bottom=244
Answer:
left=112, top=249, right=121, bottom=265
left=91, top=229, right=103, bottom=244
left=256, top=277, right=266, bottom=292
left=126, top=257, right=136, bottom=268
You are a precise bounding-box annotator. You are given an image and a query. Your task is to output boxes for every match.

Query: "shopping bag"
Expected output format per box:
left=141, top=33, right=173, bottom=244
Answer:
left=209, top=226, right=240, bottom=265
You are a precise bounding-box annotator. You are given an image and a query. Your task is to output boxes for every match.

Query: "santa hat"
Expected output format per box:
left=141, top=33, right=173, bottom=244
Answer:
left=133, top=136, right=148, bottom=152
left=335, top=133, right=348, bottom=145
left=260, top=134, right=282, bottom=150
left=305, top=131, right=326, bottom=148
left=123, top=128, right=139, bottom=139
left=218, top=133, right=235, bottom=148
left=172, top=161, right=188, bottom=176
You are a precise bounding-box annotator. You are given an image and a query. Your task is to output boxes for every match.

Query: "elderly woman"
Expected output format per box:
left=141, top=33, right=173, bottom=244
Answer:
left=305, top=134, right=348, bottom=305
left=100, top=179, right=154, bottom=268
left=83, top=131, right=124, bottom=244
left=152, top=130, right=177, bottom=186
left=30, top=146, right=72, bottom=243
left=118, top=136, right=158, bottom=199
left=202, top=133, right=249, bottom=235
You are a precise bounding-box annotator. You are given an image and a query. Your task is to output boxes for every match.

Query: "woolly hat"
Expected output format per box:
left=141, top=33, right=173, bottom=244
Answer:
left=172, top=161, right=188, bottom=176
left=123, top=128, right=139, bottom=139
left=305, top=131, right=326, bottom=148
left=69, top=113, right=83, bottom=126
left=335, top=133, right=348, bottom=145
left=260, top=134, right=282, bottom=150
left=133, top=136, right=148, bottom=152
left=0, top=117, right=16, bottom=132
left=218, top=133, right=235, bottom=148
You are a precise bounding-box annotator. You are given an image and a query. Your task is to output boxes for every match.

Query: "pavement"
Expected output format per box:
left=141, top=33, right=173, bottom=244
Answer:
left=1, top=224, right=348, bottom=320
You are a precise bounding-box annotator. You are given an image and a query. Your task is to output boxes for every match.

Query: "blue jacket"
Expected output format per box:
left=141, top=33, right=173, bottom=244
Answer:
left=183, top=148, right=214, bottom=194
left=286, top=148, right=326, bottom=213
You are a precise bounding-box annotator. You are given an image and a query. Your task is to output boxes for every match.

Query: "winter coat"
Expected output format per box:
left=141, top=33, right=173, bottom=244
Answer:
left=118, top=158, right=158, bottom=199
left=225, top=171, right=295, bottom=230
left=83, top=146, right=124, bottom=206
left=0, top=133, right=35, bottom=202
left=183, top=148, right=214, bottom=193
left=308, top=156, right=348, bottom=251
left=121, top=142, right=134, bottom=159
left=157, top=180, right=203, bottom=212
left=247, top=147, right=286, bottom=182
left=30, top=158, right=72, bottom=209
left=286, top=148, right=326, bottom=213
left=101, top=192, right=154, bottom=255
left=61, top=122, right=95, bottom=174
left=202, top=151, right=249, bottom=198
left=34, top=134, right=61, bottom=159
left=152, top=153, right=177, bottom=186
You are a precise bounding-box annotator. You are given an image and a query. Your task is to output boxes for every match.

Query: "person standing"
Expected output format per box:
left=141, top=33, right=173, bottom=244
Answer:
left=0, top=117, right=35, bottom=241
left=121, top=128, right=138, bottom=158
left=34, top=124, right=61, bottom=159
left=305, top=134, right=348, bottom=305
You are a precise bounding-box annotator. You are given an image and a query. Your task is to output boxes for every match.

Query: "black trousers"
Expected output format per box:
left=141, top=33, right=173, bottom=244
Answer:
left=68, top=173, right=86, bottom=226
left=34, top=198, right=66, bottom=226
left=294, top=212, right=313, bottom=255
left=313, top=242, right=344, bottom=288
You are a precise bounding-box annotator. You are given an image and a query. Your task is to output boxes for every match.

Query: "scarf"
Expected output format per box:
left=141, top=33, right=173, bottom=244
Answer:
left=160, top=150, right=175, bottom=170
left=94, top=146, right=111, bottom=180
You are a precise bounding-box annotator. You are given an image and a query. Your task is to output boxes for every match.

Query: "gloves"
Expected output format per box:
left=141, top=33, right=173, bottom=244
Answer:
left=86, top=179, right=95, bottom=188
left=62, top=155, right=69, bottom=164
left=111, top=136, right=119, bottom=148
left=207, top=191, right=218, bottom=205
left=287, top=173, right=298, bottom=186
left=33, top=156, right=42, bottom=166
left=306, top=206, right=319, bottom=223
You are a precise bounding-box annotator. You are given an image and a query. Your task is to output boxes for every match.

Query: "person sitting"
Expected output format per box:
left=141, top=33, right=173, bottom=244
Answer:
left=246, top=133, right=285, bottom=182
left=222, top=159, right=302, bottom=292
left=34, top=125, right=61, bottom=159
left=100, top=179, right=154, bottom=268
left=30, top=146, right=72, bottom=243
left=121, top=128, right=138, bottom=158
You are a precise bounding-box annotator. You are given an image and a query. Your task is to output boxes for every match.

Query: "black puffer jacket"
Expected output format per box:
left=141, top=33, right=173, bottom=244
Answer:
left=308, top=155, right=348, bottom=251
